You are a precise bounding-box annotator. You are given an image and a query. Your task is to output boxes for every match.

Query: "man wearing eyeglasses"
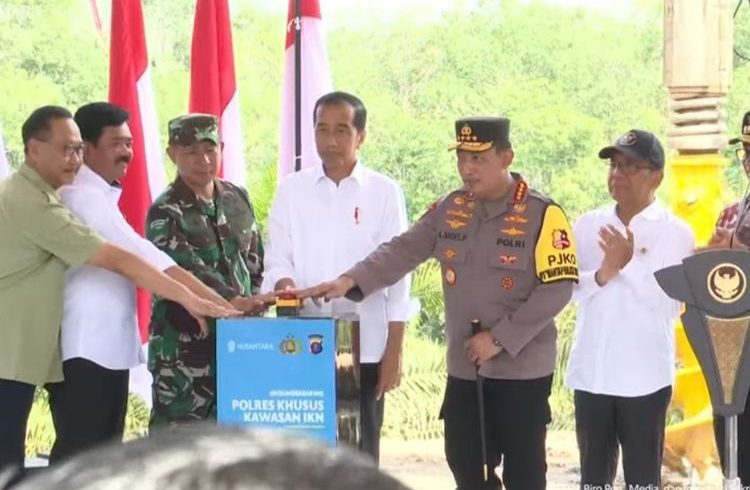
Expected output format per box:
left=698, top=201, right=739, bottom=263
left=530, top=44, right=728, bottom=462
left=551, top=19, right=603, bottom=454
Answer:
left=710, top=111, right=750, bottom=486
left=0, top=106, right=238, bottom=482
left=565, top=130, right=695, bottom=489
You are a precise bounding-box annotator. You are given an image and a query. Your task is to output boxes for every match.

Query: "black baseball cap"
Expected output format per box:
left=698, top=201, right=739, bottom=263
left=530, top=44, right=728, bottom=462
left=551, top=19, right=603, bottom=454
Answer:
left=598, top=129, right=665, bottom=170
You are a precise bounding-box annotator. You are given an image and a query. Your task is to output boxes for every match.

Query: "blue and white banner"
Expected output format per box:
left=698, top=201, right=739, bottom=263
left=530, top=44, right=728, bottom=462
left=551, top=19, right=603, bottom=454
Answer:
left=216, top=317, right=337, bottom=444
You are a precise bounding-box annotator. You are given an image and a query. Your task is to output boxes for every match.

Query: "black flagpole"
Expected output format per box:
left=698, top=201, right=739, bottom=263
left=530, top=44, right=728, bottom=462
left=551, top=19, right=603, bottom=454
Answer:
left=293, top=0, right=302, bottom=172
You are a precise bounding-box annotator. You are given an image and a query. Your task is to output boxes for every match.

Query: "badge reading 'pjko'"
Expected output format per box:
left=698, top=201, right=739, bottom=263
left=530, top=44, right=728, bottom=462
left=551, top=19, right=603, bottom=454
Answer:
left=535, top=205, right=579, bottom=284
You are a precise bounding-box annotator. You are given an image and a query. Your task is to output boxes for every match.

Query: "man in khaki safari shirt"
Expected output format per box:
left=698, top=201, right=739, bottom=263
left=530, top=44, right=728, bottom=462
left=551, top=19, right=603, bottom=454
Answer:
left=298, top=117, right=578, bottom=490
left=0, top=105, right=237, bottom=480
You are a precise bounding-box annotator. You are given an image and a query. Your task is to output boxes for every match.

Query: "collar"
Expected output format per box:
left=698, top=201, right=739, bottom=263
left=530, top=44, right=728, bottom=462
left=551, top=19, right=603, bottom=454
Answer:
left=19, top=164, right=56, bottom=195
left=482, top=172, right=528, bottom=218
left=313, top=160, right=364, bottom=185
left=171, top=176, right=224, bottom=209
left=76, top=164, right=123, bottom=199
left=609, top=199, right=665, bottom=222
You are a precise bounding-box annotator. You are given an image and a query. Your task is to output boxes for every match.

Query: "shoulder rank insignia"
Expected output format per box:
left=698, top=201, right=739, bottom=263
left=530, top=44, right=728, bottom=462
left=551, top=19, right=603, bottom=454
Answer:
left=512, top=179, right=528, bottom=203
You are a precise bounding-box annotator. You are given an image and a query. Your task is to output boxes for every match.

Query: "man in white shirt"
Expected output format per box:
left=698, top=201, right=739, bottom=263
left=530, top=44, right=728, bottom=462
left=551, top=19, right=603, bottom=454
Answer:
left=565, top=130, right=695, bottom=489
left=49, top=102, right=239, bottom=464
left=262, top=91, right=411, bottom=464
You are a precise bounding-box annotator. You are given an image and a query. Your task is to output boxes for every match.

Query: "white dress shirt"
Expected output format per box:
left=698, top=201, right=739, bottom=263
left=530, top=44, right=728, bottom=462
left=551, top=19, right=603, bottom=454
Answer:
left=565, top=200, right=695, bottom=397
left=59, top=164, right=175, bottom=370
left=262, top=162, right=413, bottom=363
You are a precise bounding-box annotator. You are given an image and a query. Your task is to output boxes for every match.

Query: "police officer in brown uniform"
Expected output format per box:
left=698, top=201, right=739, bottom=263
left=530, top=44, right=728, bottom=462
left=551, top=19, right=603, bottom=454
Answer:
left=297, top=116, right=578, bottom=490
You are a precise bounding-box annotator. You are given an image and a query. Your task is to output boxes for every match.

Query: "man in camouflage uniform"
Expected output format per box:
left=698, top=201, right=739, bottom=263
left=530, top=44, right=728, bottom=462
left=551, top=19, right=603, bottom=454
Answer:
left=298, top=117, right=578, bottom=490
left=146, top=114, right=266, bottom=426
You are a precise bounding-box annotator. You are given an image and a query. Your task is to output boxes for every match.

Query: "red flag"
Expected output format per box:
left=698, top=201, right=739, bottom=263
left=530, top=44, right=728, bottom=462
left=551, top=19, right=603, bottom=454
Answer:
left=189, top=0, right=245, bottom=186
left=108, top=0, right=166, bottom=342
left=278, top=0, right=333, bottom=178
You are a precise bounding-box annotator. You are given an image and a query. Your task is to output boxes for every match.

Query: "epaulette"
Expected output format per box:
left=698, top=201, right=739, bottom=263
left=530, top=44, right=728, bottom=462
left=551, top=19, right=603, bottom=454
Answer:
left=526, top=187, right=553, bottom=205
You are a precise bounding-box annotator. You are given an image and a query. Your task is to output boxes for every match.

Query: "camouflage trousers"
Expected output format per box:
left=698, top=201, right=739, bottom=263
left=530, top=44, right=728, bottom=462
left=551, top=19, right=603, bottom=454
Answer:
left=149, top=316, right=217, bottom=428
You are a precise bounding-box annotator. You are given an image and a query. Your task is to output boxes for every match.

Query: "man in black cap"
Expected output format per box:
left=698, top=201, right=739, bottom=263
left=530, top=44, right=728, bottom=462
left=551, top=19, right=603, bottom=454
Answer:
left=710, top=111, right=750, bottom=485
left=295, top=116, right=578, bottom=489
left=565, top=130, right=695, bottom=489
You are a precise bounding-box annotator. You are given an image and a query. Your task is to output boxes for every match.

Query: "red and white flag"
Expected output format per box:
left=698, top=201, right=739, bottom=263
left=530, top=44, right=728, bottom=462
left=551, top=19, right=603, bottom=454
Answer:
left=0, top=124, right=10, bottom=179
left=108, top=0, right=166, bottom=343
left=189, top=0, right=245, bottom=186
left=278, top=0, right=333, bottom=178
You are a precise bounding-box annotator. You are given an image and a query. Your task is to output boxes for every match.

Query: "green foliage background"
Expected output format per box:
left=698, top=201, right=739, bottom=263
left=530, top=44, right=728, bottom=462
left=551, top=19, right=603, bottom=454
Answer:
left=7, top=0, right=750, bottom=451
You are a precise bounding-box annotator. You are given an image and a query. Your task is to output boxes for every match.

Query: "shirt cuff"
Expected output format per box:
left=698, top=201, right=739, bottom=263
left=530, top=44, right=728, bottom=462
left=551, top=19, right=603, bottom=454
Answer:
left=153, top=250, right=176, bottom=272
left=385, top=298, right=416, bottom=322
left=490, top=317, right=522, bottom=358
left=573, top=269, right=604, bottom=300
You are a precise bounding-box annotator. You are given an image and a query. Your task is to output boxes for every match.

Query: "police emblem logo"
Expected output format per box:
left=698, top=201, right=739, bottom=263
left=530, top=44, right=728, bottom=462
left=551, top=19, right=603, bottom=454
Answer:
left=618, top=132, right=637, bottom=146
left=308, top=334, right=323, bottom=355
left=707, top=263, right=747, bottom=304
left=501, top=276, right=514, bottom=290
left=454, top=197, right=466, bottom=205
left=499, top=255, right=517, bottom=265
left=501, top=226, right=525, bottom=237
left=552, top=229, right=571, bottom=250
left=445, top=267, right=457, bottom=286
left=279, top=334, right=302, bottom=355
left=513, top=203, right=527, bottom=213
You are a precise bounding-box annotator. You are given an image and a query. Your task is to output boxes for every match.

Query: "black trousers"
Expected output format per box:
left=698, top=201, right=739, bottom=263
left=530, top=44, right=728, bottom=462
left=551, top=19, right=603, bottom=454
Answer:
left=714, top=388, right=750, bottom=485
left=575, top=386, right=672, bottom=490
left=441, top=374, right=552, bottom=490
left=46, top=358, right=129, bottom=465
left=0, top=379, right=35, bottom=478
left=359, top=362, right=385, bottom=465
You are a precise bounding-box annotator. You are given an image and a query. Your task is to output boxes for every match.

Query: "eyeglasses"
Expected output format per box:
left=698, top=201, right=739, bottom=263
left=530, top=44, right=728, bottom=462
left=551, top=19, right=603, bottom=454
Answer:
left=59, top=143, right=85, bottom=159
left=607, top=159, right=654, bottom=176
left=34, top=138, right=85, bottom=159
left=735, top=148, right=748, bottom=162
